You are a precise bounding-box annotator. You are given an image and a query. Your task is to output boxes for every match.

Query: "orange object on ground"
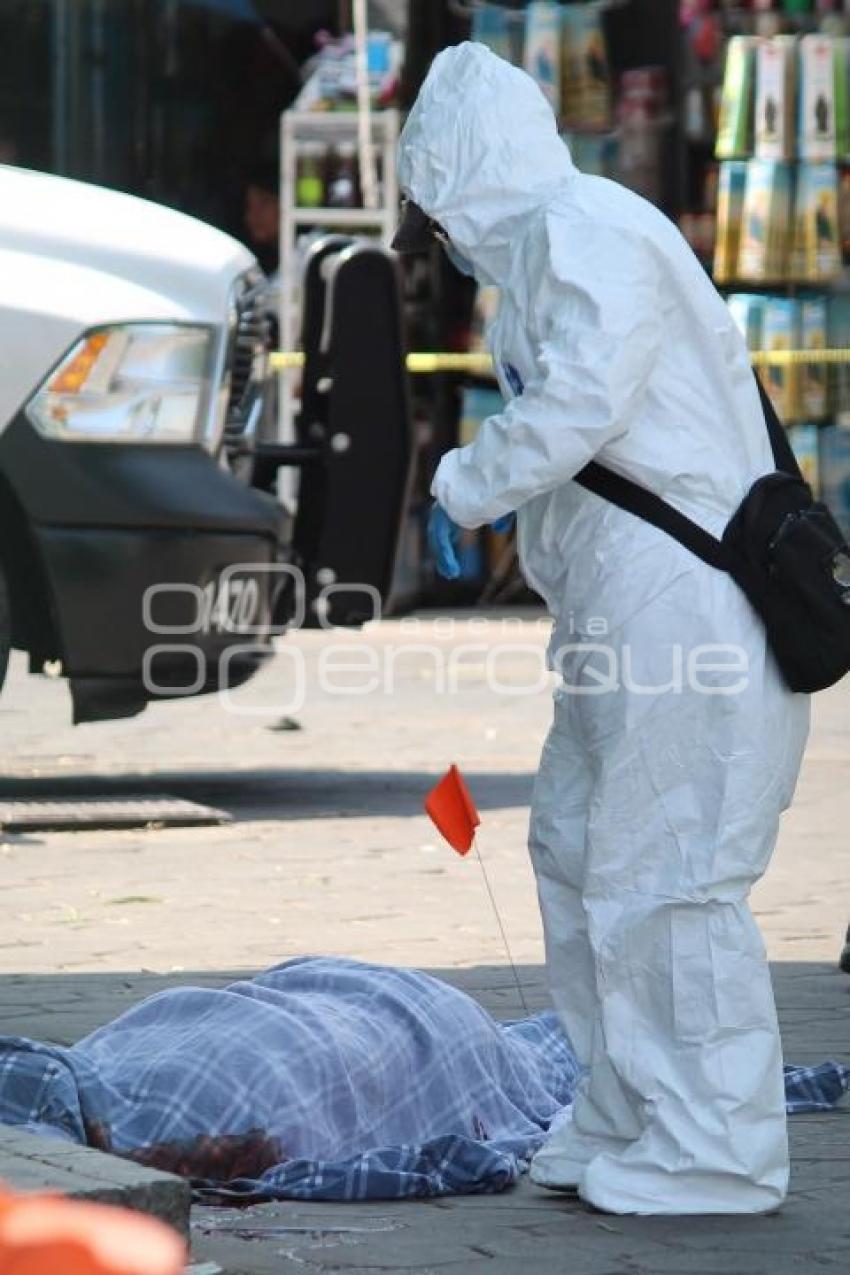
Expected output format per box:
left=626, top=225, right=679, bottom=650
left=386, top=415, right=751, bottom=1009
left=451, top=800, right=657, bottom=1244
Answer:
left=424, top=764, right=481, bottom=856
left=0, top=1187, right=186, bottom=1275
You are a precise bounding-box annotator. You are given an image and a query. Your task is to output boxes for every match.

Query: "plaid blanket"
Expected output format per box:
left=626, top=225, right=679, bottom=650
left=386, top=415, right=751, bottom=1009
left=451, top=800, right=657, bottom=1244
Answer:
left=0, top=957, right=847, bottom=1202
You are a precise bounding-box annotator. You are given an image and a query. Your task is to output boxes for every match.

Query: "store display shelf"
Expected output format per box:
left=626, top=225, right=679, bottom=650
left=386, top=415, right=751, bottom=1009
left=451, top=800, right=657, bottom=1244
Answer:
left=720, top=9, right=838, bottom=35
left=291, top=207, right=392, bottom=226
left=719, top=277, right=848, bottom=291
left=751, top=348, right=850, bottom=367
left=285, top=110, right=399, bottom=134
left=561, top=117, right=676, bottom=139
left=448, top=0, right=630, bottom=18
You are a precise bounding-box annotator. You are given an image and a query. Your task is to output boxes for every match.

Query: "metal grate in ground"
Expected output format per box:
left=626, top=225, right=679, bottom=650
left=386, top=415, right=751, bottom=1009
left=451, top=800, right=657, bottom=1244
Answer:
left=0, top=796, right=232, bottom=832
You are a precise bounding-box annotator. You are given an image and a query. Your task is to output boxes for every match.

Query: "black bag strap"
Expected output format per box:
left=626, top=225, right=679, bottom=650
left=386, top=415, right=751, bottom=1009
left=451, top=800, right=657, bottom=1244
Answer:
left=572, top=372, right=796, bottom=572
left=573, top=460, right=732, bottom=570
left=753, top=373, right=804, bottom=479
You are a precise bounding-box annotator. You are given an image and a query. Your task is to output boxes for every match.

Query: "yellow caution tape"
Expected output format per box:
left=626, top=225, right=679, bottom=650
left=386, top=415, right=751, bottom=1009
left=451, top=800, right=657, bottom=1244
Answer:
left=271, top=350, right=494, bottom=373
left=271, top=348, right=850, bottom=373
left=405, top=352, right=496, bottom=374
left=271, top=352, right=306, bottom=369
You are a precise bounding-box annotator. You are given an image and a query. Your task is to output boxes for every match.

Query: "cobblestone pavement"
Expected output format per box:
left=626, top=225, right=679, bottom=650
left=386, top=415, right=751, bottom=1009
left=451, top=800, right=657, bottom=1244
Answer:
left=0, top=613, right=848, bottom=1273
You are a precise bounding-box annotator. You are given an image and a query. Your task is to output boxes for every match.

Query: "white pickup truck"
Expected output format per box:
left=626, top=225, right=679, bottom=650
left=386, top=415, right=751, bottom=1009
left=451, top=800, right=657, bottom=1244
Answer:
left=0, top=166, right=411, bottom=722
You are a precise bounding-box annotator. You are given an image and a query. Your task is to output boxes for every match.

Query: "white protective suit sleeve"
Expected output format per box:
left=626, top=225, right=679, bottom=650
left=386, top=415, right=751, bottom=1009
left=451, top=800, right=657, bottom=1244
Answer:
left=431, top=222, right=662, bottom=530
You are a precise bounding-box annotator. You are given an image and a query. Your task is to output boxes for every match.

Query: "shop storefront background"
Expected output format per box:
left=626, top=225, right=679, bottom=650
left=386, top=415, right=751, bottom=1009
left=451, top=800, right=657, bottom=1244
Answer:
left=0, top=0, right=346, bottom=240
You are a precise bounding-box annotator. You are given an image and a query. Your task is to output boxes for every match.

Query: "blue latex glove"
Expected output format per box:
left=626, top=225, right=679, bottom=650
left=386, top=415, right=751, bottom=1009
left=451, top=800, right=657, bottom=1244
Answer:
left=491, top=514, right=515, bottom=534
left=427, top=503, right=462, bottom=580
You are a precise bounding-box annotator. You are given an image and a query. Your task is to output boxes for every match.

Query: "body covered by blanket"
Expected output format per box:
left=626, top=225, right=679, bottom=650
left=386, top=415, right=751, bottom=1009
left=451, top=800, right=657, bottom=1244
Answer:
left=0, top=958, right=847, bottom=1202
left=0, top=958, right=579, bottom=1200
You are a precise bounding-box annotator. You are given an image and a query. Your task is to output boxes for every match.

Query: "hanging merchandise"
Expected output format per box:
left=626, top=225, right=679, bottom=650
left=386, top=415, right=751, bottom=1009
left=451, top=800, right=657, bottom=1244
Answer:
left=793, top=162, right=842, bottom=279
left=788, top=422, right=821, bottom=491
left=762, top=295, right=801, bottom=419
left=755, top=36, right=797, bottom=159
left=829, top=295, right=850, bottom=429
left=471, top=2, right=515, bottom=65
left=799, top=34, right=837, bottom=159
left=727, top=291, right=768, bottom=352
left=714, top=160, right=748, bottom=281
left=819, top=423, right=850, bottom=538
left=738, top=158, right=794, bottom=280
left=459, top=385, right=504, bottom=446
left=523, top=1, right=562, bottom=115
left=839, top=166, right=850, bottom=255
left=800, top=295, right=830, bottom=420
left=834, top=37, right=850, bottom=158
left=564, top=131, right=619, bottom=178
left=716, top=36, right=756, bottom=159
left=561, top=3, right=613, bottom=131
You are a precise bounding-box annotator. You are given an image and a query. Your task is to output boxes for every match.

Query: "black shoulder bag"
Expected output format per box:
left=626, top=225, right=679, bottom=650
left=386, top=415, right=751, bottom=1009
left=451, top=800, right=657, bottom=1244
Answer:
left=573, top=376, right=850, bottom=693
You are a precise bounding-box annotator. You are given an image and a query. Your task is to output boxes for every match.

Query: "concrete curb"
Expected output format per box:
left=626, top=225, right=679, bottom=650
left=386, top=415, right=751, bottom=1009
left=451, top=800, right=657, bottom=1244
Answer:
left=0, top=1125, right=191, bottom=1239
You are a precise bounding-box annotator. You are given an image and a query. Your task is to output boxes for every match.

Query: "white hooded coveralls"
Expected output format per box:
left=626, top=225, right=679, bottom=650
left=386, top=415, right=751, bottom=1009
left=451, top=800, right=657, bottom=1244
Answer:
left=398, top=43, right=810, bottom=1215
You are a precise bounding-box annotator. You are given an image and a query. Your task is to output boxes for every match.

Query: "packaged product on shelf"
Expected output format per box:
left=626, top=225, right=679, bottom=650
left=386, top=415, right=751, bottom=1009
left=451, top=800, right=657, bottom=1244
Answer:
left=793, top=162, right=842, bottom=280
left=727, top=292, right=767, bottom=351
left=367, top=32, right=393, bottom=86
left=799, top=35, right=836, bottom=160
left=819, top=424, right=850, bottom=537
left=471, top=3, right=515, bottom=66
left=561, top=3, right=613, bottom=131
left=788, top=423, right=821, bottom=494
left=828, top=295, right=850, bottom=429
left=754, top=36, right=797, bottom=160
left=325, top=143, right=359, bottom=208
left=738, top=159, right=793, bottom=280
left=295, top=33, right=400, bottom=111
left=716, top=36, right=756, bottom=160
left=714, top=160, right=748, bottom=282
left=523, top=2, right=562, bottom=115
left=296, top=144, right=325, bottom=208
left=800, top=295, right=829, bottom=419
left=762, top=295, right=801, bottom=420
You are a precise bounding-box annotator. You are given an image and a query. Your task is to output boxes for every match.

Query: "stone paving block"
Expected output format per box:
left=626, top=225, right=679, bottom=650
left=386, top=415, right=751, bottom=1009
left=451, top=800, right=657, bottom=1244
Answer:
left=0, top=1125, right=191, bottom=1238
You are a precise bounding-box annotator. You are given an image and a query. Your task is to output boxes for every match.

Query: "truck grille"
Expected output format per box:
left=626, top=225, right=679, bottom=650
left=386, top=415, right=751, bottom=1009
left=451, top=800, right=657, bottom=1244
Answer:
left=225, top=277, right=270, bottom=436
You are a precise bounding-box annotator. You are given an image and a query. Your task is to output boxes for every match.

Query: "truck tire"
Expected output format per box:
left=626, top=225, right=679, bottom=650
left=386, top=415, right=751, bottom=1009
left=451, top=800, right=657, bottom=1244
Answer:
left=0, top=560, right=10, bottom=695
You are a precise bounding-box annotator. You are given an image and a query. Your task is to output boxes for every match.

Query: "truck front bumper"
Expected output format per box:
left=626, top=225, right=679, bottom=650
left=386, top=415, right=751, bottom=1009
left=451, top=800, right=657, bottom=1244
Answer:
left=0, top=414, right=290, bottom=722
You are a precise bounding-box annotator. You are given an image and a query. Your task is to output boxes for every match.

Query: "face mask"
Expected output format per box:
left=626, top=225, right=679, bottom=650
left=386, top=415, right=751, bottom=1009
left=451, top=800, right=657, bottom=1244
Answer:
left=442, top=241, right=476, bottom=278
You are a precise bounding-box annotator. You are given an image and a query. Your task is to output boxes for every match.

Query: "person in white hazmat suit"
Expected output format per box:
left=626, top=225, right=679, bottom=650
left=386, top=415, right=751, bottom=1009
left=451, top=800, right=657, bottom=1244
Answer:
left=393, top=43, right=810, bottom=1216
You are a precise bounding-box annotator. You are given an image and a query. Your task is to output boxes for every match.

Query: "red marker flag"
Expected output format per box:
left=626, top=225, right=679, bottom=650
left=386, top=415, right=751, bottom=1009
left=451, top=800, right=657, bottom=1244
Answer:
left=424, top=764, right=480, bottom=856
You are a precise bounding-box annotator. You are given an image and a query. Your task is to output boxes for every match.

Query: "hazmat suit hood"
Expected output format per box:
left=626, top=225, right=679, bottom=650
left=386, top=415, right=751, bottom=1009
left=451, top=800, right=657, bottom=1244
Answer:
left=397, top=42, right=575, bottom=284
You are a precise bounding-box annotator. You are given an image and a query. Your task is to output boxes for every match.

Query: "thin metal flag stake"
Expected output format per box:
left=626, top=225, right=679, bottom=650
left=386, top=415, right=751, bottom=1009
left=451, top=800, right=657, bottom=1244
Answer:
left=424, top=764, right=529, bottom=1017
left=471, top=833, right=529, bottom=1017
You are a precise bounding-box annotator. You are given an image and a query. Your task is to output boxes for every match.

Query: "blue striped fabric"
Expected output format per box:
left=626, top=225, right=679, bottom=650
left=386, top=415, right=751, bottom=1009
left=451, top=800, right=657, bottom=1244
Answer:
left=0, top=958, right=846, bottom=1201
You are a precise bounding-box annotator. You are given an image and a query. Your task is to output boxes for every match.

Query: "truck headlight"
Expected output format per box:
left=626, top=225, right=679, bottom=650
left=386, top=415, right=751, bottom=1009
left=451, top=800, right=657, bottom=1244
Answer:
left=26, top=323, right=215, bottom=444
